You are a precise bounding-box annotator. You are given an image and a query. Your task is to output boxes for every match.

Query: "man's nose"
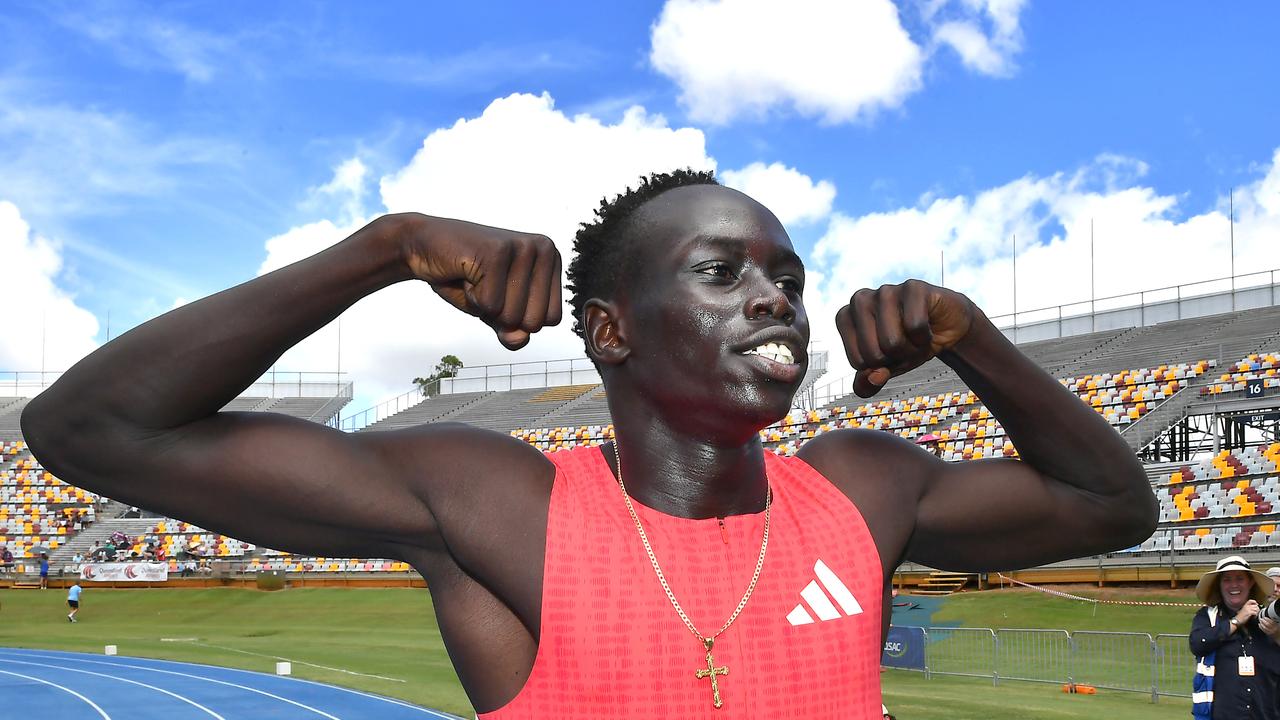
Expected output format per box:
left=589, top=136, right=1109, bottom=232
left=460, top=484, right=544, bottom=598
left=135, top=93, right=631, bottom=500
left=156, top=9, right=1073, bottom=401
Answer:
left=746, top=282, right=795, bottom=324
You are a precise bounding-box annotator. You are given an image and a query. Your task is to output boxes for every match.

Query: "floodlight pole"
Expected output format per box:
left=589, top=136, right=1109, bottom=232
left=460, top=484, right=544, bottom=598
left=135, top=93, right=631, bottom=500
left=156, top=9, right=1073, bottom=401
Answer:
left=1090, top=220, right=1096, bottom=333
left=1230, top=188, right=1236, bottom=311
left=940, top=250, right=945, bottom=287
left=1012, top=234, right=1018, bottom=332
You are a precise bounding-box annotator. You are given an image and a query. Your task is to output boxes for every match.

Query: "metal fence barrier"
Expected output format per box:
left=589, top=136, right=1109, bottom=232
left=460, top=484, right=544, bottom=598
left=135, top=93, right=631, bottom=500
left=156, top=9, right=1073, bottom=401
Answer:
left=909, top=626, right=1192, bottom=702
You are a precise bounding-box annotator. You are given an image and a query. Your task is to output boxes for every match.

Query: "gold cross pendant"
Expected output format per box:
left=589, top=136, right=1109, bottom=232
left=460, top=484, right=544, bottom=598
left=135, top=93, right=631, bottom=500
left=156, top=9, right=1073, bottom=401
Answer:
left=694, top=637, right=729, bottom=708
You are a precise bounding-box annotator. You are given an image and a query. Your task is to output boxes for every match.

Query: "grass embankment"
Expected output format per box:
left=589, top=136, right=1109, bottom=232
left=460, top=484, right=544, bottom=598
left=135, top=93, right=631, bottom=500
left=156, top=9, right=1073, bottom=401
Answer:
left=0, top=584, right=1205, bottom=718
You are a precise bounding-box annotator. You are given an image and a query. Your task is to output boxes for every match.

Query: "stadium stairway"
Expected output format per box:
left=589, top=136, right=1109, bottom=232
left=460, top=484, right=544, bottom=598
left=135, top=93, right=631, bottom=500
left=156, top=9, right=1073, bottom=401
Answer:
left=0, top=398, right=30, bottom=440
left=530, top=384, right=612, bottom=428
left=1119, top=380, right=1204, bottom=452
left=439, top=385, right=599, bottom=432
left=910, top=572, right=974, bottom=595
left=360, top=390, right=495, bottom=432
left=46, top=518, right=158, bottom=574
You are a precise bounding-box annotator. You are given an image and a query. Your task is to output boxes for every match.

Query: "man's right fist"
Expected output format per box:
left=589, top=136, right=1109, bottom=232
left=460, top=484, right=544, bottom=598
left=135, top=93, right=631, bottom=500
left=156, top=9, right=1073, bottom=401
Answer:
left=398, top=214, right=563, bottom=350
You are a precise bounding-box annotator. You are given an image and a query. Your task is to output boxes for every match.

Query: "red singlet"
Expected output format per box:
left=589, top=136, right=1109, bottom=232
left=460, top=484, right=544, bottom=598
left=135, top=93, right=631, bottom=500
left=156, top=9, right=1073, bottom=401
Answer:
left=480, top=445, right=884, bottom=719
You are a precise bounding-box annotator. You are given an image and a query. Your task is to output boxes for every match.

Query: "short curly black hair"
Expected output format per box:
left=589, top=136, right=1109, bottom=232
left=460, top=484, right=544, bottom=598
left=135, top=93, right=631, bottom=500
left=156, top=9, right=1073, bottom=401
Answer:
left=566, top=168, right=719, bottom=342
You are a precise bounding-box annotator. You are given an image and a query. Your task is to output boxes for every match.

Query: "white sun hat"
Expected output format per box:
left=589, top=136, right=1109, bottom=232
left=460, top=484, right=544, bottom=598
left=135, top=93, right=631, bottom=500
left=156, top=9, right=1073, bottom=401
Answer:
left=1195, top=555, right=1274, bottom=606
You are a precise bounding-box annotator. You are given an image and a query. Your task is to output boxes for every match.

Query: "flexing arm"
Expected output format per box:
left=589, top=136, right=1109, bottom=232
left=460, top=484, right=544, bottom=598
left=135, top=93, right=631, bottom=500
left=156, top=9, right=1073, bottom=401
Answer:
left=813, top=280, right=1156, bottom=571
left=20, top=213, right=561, bottom=560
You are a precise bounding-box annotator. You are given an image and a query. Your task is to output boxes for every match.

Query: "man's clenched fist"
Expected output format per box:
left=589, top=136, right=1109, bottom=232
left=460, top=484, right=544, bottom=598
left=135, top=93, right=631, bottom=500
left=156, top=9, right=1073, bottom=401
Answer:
left=400, top=214, right=563, bottom=350
left=834, top=279, right=976, bottom=398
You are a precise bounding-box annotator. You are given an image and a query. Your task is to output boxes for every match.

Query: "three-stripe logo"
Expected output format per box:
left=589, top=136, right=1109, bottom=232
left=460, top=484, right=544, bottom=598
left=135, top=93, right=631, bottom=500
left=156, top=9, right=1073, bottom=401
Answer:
left=786, top=559, right=863, bottom=626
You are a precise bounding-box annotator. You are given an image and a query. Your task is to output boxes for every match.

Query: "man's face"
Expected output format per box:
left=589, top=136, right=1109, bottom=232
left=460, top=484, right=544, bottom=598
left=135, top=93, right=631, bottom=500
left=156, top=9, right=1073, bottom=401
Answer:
left=613, top=184, right=810, bottom=439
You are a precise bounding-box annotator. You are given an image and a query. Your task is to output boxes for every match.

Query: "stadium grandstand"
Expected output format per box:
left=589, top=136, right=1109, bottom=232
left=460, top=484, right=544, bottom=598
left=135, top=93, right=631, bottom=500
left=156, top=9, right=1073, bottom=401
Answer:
left=2, top=277, right=1280, bottom=592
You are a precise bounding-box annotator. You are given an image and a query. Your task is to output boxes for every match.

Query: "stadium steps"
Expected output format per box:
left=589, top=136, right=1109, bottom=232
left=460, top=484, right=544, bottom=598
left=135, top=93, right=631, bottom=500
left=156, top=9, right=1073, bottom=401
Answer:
left=306, top=395, right=351, bottom=425
left=910, top=571, right=974, bottom=595
left=360, top=390, right=495, bottom=432
left=49, top=518, right=159, bottom=568
left=531, top=384, right=614, bottom=428
left=1119, top=381, right=1205, bottom=452
left=443, top=386, right=599, bottom=432
left=0, top=398, right=30, bottom=441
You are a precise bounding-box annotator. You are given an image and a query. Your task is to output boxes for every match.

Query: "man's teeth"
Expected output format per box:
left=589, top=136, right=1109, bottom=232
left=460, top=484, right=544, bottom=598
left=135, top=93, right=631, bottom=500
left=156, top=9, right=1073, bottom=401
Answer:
left=745, top=342, right=795, bottom=364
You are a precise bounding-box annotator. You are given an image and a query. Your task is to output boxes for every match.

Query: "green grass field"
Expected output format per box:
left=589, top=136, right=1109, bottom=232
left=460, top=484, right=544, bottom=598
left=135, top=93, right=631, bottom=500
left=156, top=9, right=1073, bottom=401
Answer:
left=0, top=584, right=1201, bottom=718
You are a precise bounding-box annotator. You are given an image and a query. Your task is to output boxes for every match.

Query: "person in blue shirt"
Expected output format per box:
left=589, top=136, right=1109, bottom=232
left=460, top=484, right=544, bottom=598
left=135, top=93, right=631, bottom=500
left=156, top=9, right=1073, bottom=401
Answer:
left=67, top=583, right=82, bottom=623
left=39, top=553, right=49, bottom=589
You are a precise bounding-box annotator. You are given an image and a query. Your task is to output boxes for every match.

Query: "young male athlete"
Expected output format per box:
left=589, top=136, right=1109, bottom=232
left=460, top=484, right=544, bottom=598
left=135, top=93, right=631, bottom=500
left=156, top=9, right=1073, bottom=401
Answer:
left=67, top=582, right=82, bottom=622
left=22, top=170, right=1157, bottom=717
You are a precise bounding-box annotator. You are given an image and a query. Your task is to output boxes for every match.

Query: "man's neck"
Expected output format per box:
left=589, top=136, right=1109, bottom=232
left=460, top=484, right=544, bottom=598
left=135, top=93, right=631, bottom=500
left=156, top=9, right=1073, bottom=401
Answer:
left=605, top=420, right=770, bottom=520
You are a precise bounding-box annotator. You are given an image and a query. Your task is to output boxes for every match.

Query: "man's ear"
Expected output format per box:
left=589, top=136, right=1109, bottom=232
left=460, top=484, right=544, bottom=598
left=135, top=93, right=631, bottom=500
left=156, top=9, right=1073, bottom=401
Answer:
left=584, top=300, right=629, bottom=366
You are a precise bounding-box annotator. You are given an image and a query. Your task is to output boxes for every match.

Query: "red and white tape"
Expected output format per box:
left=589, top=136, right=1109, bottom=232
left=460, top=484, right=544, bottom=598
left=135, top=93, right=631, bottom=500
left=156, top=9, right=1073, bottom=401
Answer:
left=996, top=573, right=1201, bottom=608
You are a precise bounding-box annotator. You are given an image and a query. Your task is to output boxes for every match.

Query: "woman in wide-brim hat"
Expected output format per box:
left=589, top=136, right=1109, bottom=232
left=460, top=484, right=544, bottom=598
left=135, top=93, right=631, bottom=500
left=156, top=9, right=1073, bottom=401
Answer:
left=1190, top=555, right=1280, bottom=720
left=1196, top=555, right=1274, bottom=606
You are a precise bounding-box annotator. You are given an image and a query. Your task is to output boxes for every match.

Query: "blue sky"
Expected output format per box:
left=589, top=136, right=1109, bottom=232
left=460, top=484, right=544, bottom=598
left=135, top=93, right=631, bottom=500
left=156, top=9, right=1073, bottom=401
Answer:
left=2, top=1, right=1278, bottom=412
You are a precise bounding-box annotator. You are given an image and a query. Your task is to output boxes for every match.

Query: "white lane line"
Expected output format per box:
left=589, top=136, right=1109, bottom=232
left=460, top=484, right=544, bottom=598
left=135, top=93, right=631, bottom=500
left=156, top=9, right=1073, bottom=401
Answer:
left=0, top=668, right=111, bottom=719
left=0, top=658, right=225, bottom=719
left=0, top=649, right=461, bottom=718
left=176, top=640, right=405, bottom=683
left=0, top=652, right=341, bottom=720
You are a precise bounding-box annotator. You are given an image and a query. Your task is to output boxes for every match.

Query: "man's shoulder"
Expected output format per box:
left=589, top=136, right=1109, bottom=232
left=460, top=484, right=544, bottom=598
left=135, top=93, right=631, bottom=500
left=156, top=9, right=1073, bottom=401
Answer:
left=371, top=421, right=555, bottom=484
left=797, top=428, right=934, bottom=485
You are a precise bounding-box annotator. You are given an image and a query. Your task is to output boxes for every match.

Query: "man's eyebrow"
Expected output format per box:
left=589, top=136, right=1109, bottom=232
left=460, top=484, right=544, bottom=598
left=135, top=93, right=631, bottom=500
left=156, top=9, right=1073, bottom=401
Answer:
left=693, top=236, right=805, bottom=268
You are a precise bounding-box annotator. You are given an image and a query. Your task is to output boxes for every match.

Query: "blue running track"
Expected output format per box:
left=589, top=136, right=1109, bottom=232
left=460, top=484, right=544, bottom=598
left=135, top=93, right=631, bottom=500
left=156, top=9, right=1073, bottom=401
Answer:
left=0, top=648, right=466, bottom=720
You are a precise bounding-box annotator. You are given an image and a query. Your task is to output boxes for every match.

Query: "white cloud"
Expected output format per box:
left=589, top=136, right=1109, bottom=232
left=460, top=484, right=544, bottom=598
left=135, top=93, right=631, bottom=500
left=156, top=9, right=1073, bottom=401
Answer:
left=932, top=21, right=1006, bottom=76
left=50, top=8, right=249, bottom=83
left=0, top=80, right=233, bottom=219
left=807, top=149, right=1280, bottom=384
left=926, top=0, right=1026, bottom=76
left=721, top=162, right=836, bottom=227
left=650, top=0, right=924, bottom=125
left=0, top=201, right=99, bottom=374
left=263, top=93, right=716, bottom=410
left=649, top=0, right=1028, bottom=125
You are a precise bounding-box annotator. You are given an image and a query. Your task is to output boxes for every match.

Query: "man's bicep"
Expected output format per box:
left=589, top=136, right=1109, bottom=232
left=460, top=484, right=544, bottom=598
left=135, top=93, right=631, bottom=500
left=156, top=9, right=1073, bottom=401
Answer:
left=908, top=459, right=1121, bottom=571
left=126, top=414, right=515, bottom=560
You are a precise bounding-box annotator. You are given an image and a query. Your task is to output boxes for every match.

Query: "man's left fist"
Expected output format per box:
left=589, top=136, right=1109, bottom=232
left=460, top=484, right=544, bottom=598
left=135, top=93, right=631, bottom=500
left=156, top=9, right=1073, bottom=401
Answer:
left=834, top=279, right=976, bottom=398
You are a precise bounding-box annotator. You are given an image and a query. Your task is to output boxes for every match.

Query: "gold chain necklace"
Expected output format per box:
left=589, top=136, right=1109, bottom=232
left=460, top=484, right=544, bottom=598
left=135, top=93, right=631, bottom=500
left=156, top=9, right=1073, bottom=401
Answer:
left=612, top=441, right=772, bottom=709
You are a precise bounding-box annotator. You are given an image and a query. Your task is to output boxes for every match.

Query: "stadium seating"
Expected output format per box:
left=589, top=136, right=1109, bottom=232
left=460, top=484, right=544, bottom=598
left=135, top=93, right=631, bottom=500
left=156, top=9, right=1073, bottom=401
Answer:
left=5, top=303, right=1280, bottom=575
left=132, top=519, right=253, bottom=560
left=1200, top=351, right=1280, bottom=395
left=1, top=442, right=100, bottom=563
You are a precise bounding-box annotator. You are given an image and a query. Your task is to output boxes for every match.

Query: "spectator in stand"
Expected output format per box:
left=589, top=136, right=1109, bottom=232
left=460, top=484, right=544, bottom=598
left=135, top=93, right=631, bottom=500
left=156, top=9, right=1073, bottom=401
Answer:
left=38, top=553, right=49, bottom=590
left=67, top=582, right=82, bottom=623
left=0, top=546, right=13, bottom=575
left=181, top=558, right=196, bottom=577
left=1266, top=567, right=1280, bottom=605
left=66, top=551, right=84, bottom=575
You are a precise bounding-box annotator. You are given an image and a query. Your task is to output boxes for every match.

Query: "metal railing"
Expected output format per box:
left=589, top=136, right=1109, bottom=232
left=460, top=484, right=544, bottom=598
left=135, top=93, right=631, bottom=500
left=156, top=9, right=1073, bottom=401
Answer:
left=989, top=268, right=1280, bottom=343
left=0, top=370, right=351, bottom=399
left=907, top=626, right=1192, bottom=701
left=437, top=358, right=602, bottom=395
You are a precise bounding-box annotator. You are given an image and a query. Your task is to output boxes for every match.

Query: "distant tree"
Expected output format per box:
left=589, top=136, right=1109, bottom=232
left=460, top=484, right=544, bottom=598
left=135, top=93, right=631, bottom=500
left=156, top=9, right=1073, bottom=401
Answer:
left=413, top=355, right=464, bottom=397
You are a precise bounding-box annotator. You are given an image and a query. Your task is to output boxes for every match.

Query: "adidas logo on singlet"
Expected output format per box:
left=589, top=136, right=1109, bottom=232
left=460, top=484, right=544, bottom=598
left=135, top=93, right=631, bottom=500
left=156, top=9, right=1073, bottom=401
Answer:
left=786, top=559, right=863, bottom=626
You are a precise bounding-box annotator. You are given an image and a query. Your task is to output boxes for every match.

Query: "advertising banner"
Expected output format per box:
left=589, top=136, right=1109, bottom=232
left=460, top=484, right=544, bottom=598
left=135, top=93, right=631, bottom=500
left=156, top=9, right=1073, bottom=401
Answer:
left=881, top=625, right=926, bottom=670
left=79, top=562, right=169, bottom=582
